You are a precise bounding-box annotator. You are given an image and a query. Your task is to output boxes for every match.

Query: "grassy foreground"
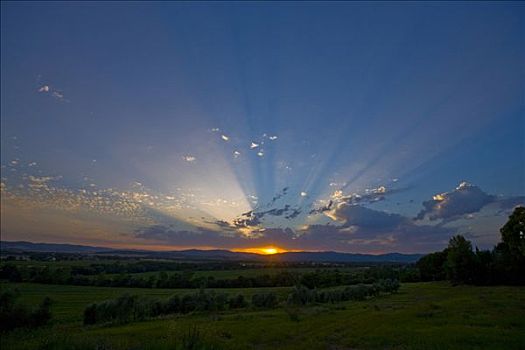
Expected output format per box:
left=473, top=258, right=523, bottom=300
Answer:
left=1, top=282, right=524, bottom=349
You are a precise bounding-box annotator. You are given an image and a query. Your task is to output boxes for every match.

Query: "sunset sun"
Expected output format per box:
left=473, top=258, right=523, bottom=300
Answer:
left=260, top=247, right=278, bottom=255
left=236, top=247, right=287, bottom=255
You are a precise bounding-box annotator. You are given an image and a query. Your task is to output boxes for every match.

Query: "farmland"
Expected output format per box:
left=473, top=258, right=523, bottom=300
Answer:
left=1, top=278, right=524, bottom=349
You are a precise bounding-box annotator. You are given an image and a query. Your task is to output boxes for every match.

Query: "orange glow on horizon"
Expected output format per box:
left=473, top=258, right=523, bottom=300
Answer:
left=234, top=246, right=290, bottom=255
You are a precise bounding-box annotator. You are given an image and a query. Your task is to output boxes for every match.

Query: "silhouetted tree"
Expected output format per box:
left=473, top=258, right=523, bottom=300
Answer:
left=417, top=250, right=448, bottom=281
left=493, top=206, right=525, bottom=284
left=500, top=206, right=525, bottom=257
left=445, top=235, right=476, bottom=284
left=416, top=206, right=525, bottom=286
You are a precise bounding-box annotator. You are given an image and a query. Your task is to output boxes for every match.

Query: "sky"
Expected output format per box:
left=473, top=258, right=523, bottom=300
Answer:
left=1, top=2, right=524, bottom=254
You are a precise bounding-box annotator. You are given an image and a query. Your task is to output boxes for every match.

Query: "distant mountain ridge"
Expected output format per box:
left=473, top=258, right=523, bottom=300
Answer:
left=0, top=241, right=423, bottom=263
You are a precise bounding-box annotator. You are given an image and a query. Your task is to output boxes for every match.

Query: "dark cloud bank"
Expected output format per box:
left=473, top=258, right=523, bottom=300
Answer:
left=134, top=182, right=524, bottom=253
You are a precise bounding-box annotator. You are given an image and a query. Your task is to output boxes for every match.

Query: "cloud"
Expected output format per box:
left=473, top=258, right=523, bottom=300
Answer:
left=250, top=142, right=259, bottom=149
left=232, top=211, right=262, bottom=229
left=231, top=191, right=302, bottom=229
left=28, top=175, right=60, bottom=183
left=38, top=84, right=67, bottom=101
left=494, top=196, right=525, bottom=214
left=221, top=135, right=229, bottom=141
left=269, top=187, right=289, bottom=205
left=134, top=224, right=300, bottom=249
left=182, top=155, right=196, bottom=162
left=134, top=209, right=454, bottom=253
left=52, top=91, right=65, bottom=100
left=269, top=135, right=278, bottom=140
left=285, top=208, right=301, bottom=219
left=309, top=200, right=334, bottom=215
left=416, top=182, right=496, bottom=221
left=129, top=183, right=483, bottom=253
left=300, top=205, right=454, bottom=252
left=310, top=185, right=396, bottom=215
left=330, top=204, right=407, bottom=230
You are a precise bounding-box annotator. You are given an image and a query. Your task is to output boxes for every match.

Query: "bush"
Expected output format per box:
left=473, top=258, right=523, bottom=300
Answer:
left=83, top=294, right=152, bottom=325
left=286, top=279, right=400, bottom=307
left=0, top=289, right=52, bottom=332
left=251, top=292, right=278, bottom=308
left=84, top=289, right=245, bottom=326
left=287, top=285, right=316, bottom=305
left=228, top=294, right=247, bottom=309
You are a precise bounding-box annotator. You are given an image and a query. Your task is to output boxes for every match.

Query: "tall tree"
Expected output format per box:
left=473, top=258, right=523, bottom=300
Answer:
left=445, top=235, right=476, bottom=284
left=500, top=206, right=525, bottom=257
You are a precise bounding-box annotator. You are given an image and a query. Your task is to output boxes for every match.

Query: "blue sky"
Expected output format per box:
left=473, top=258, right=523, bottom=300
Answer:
left=1, top=2, right=524, bottom=253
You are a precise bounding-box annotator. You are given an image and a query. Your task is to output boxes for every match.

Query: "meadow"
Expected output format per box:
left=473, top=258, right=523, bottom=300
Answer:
left=1, top=281, right=524, bottom=350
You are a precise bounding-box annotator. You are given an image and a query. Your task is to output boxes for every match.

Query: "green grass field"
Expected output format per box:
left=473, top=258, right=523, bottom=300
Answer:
left=1, top=281, right=524, bottom=349
left=0, top=282, right=292, bottom=324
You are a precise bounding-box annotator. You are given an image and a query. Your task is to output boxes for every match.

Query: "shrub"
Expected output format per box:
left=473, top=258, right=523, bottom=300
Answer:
left=0, top=289, right=52, bottom=332
left=287, top=285, right=316, bottom=305
left=251, top=292, right=278, bottom=308
left=285, top=279, right=400, bottom=307
left=83, top=294, right=152, bottom=325
left=228, top=294, right=247, bottom=309
left=84, top=289, right=239, bottom=326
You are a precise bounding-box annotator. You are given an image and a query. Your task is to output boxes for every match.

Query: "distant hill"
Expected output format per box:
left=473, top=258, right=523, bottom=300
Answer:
left=0, top=241, right=423, bottom=263
left=0, top=241, right=115, bottom=253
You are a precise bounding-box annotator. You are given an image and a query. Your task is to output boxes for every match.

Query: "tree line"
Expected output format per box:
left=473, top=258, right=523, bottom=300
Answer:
left=417, top=207, right=525, bottom=285
left=83, top=279, right=400, bottom=326
left=0, top=263, right=417, bottom=289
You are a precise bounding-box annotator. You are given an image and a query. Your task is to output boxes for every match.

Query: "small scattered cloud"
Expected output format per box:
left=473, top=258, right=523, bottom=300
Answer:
left=270, top=187, right=289, bottom=205
left=182, top=155, right=196, bottom=162
left=28, top=175, right=60, bottom=184
left=250, top=142, right=259, bottom=149
left=37, top=84, right=68, bottom=102
left=221, top=135, right=229, bottom=141
left=52, top=91, right=65, bottom=100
